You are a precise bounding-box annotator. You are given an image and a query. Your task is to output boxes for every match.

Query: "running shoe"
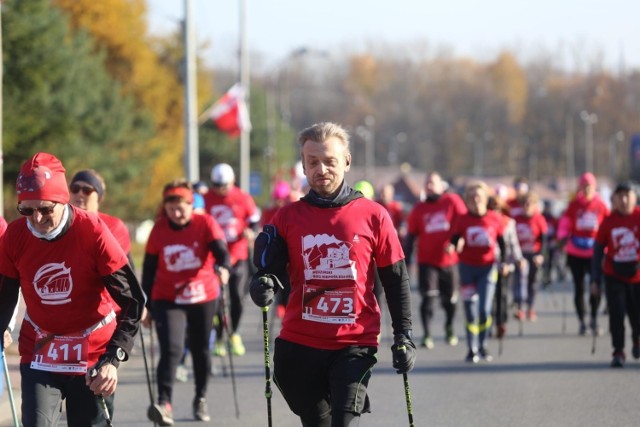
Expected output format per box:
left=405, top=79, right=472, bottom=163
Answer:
left=421, top=335, right=435, bottom=349
left=514, top=309, right=526, bottom=321
left=193, top=397, right=211, bottom=422
left=445, top=327, right=459, bottom=346
left=496, top=324, right=506, bottom=339
left=212, top=341, right=227, bottom=357
left=148, top=402, right=174, bottom=426
left=527, top=309, right=537, bottom=322
left=478, top=348, right=493, bottom=362
left=611, top=351, right=625, bottom=368
left=633, top=339, right=640, bottom=359
left=465, top=350, right=480, bottom=364
left=176, top=364, right=188, bottom=382
left=230, top=333, right=246, bottom=356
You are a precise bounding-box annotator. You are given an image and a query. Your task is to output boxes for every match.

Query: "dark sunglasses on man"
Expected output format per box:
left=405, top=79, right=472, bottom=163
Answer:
left=17, top=203, right=58, bottom=216
left=70, top=183, right=96, bottom=196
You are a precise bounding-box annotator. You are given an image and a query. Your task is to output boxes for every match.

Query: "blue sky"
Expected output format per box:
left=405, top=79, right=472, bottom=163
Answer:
left=147, top=0, right=639, bottom=71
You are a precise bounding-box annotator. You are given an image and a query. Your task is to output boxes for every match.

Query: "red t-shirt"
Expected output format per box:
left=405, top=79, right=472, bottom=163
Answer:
left=595, top=207, right=640, bottom=283
left=0, top=207, right=128, bottom=369
left=272, top=198, right=405, bottom=350
left=514, top=212, right=548, bottom=254
left=407, top=193, right=467, bottom=267
left=145, top=213, right=225, bottom=304
left=561, top=194, right=609, bottom=258
left=377, top=199, right=405, bottom=231
left=204, top=186, right=259, bottom=265
left=99, top=212, right=131, bottom=254
left=452, top=210, right=505, bottom=266
left=507, top=197, right=524, bottom=217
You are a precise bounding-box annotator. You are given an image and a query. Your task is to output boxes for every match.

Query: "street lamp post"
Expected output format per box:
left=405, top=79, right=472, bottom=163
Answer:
left=609, top=131, right=625, bottom=180
left=580, top=110, right=598, bottom=174
left=466, top=133, right=483, bottom=177
left=388, top=132, right=407, bottom=166
left=356, top=116, right=375, bottom=182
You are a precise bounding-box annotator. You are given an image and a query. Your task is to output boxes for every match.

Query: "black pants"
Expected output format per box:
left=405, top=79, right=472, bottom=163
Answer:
left=273, top=338, right=376, bottom=426
left=418, top=264, right=459, bottom=337
left=152, top=299, right=218, bottom=404
left=567, top=255, right=601, bottom=324
left=605, top=275, right=640, bottom=353
left=20, top=364, right=113, bottom=427
left=216, top=260, right=249, bottom=336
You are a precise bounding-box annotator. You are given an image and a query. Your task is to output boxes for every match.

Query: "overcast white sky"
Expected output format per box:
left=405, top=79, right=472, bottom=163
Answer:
left=146, top=0, right=639, bottom=71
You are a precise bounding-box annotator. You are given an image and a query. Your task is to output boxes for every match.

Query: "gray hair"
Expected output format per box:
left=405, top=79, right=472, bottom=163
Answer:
left=297, top=122, right=350, bottom=154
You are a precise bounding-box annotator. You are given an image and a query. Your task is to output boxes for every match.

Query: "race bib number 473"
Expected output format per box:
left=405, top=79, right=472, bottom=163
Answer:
left=302, top=284, right=356, bottom=324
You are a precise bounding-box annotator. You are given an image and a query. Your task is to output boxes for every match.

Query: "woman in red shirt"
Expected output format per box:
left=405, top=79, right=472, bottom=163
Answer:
left=513, top=192, right=548, bottom=321
left=142, top=180, right=230, bottom=425
left=448, top=181, right=507, bottom=363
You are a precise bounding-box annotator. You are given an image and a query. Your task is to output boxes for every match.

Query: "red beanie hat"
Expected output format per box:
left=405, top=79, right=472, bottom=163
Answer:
left=16, top=153, right=70, bottom=204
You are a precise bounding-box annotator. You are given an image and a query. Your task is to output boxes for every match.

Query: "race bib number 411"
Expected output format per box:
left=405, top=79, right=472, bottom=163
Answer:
left=302, top=284, right=356, bottom=324
left=31, top=334, right=89, bottom=374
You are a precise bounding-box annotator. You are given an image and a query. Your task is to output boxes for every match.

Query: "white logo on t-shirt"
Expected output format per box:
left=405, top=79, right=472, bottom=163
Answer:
left=210, top=205, right=239, bottom=242
left=425, top=211, right=450, bottom=233
left=612, top=227, right=639, bottom=262
left=33, top=262, right=73, bottom=305
left=465, top=226, right=493, bottom=247
left=163, top=244, right=202, bottom=272
left=302, top=234, right=356, bottom=281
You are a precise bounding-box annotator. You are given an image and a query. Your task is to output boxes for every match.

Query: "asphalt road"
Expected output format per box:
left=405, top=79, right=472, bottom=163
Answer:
left=2, top=278, right=640, bottom=426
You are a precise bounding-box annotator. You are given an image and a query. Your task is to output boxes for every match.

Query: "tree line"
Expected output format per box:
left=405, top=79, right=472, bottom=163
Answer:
left=4, top=1, right=638, bottom=221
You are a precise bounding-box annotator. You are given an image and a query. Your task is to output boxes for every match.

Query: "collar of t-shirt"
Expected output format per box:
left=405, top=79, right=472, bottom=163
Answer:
left=302, top=182, right=363, bottom=209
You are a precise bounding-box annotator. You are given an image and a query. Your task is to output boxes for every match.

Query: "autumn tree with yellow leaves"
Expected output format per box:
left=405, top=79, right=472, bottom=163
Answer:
left=54, top=0, right=214, bottom=216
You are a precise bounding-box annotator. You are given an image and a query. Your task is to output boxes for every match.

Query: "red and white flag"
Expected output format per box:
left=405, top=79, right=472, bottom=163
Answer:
left=204, top=83, right=251, bottom=137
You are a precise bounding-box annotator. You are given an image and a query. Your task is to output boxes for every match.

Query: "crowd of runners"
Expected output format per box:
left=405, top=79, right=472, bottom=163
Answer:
left=1, top=122, right=640, bottom=426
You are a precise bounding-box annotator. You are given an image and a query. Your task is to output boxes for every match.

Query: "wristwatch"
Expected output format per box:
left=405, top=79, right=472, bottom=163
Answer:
left=105, top=347, right=126, bottom=369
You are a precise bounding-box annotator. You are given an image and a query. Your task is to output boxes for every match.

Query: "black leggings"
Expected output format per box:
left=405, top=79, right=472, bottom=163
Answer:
left=216, top=260, right=249, bottom=336
left=152, top=299, right=218, bottom=404
left=567, top=255, right=601, bottom=324
left=418, top=264, right=458, bottom=337
left=605, top=275, right=640, bottom=352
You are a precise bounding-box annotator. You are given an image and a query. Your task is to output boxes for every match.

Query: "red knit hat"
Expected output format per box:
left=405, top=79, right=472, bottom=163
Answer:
left=579, top=172, right=596, bottom=187
left=16, top=153, right=70, bottom=204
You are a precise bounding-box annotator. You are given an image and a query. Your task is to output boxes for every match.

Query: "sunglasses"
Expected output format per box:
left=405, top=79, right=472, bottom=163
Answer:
left=70, top=184, right=96, bottom=196
left=17, top=203, right=58, bottom=216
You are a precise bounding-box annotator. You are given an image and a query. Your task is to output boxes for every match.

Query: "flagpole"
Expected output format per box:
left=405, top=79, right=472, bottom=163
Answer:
left=0, top=2, right=4, bottom=217
left=184, top=0, right=199, bottom=182
left=238, top=0, right=250, bottom=192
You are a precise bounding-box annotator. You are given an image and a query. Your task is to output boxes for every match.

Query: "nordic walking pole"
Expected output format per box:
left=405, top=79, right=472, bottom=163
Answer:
left=496, top=273, right=504, bottom=356
left=219, top=285, right=240, bottom=418
left=399, top=353, right=414, bottom=427
left=2, top=350, right=19, bottom=427
left=89, top=368, right=113, bottom=427
left=139, top=326, right=158, bottom=427
left=262, top=306, right=273, bottom=427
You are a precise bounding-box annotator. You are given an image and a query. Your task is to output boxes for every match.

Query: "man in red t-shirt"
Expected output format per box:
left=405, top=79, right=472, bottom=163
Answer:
left=249, top=122, right=415, bottom=426
left=592, top=181, right=640, bottom=367
left=204, top=163, right=261, bottom=357
left=0, top=153, right=144, bottom=426
left=406, top=172, right=467, bottom=349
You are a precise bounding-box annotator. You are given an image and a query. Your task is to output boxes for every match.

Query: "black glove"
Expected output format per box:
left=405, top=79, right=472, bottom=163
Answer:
left=391, top=332, right=416, bottom=374
left=249, top=274, right=283, bottom=307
